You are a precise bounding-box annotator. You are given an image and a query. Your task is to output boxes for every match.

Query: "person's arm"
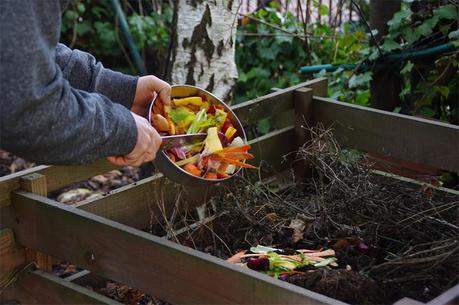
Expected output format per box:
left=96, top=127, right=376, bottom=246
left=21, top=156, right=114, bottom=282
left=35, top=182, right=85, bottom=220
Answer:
left=0, top=0, right=139, bottom=165
left=55, top=43, right=138, bottom=110
left=55, top=44, right=171, bottom=116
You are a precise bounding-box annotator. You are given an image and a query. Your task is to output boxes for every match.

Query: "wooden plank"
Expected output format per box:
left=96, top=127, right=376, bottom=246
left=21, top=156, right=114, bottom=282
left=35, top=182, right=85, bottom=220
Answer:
left=392, top=298, right=425, bottom=305
left=20, top=174, right=53, bottom=272
left=64, top=270, right=108, bottom=291
left=74, top=174, right=165, bottom=230
left=248, top=126, right=296, bottom=174
left=232, top=78, right=328, bottom=126
left=372, top=170, right=459, bottom=196
left=0, top=269, right=121, bottom=305
left=63, top=270, right=92, bottom=282
left=313, top=97, right=459, bottom=173
left=426, top=283, right=459, bottom=305
left=293, top=88, right=313, bottom=183
left=0, top=159, right=116, bottom=207
left=3, top=192, right=345, bottom=305
left=0, top=229, right=26, bottom=289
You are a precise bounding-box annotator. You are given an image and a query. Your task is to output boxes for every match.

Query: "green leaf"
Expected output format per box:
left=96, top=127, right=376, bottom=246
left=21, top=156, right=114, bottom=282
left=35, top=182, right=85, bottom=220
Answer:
left=319, top=4, right=329, bottom=16
left=420, top=107, right=435, bottom=117
left=64, top=10, right=78, bottom=20
left=259, top=47, right=276, bottom=60
left=413, top=15, right=439, bottom=40
left=440, top=172, right=455, bottom=184
left=401, top=61, right=414, bottom=74
left=77, top=3, right=85, bottom=13
left=314, top=257, right=337, bottom=267
left=348, top=72, right=372, bottom=89
left=401, top=27, right=413, bottom=40
left=246, top=67, right=271, bottom=80
left=257, top=118, right=271, bottom=134
left=238, top=71, right=248, bottom=83
left=355, top=90, right=370, bottom=106
left=274, top=32, right=293, bottom=44
left=76, top=22, right=92, bottom=35
left=387, top=9, right=412, bottom=31
left=433, top=4, right=458, bottom=20
left=415, top=22, right=433, bottom=38
left=399, top=87, right=411, bottom=99
left=449, top=29, right=459, bottom=40
left=435, top=86, right=450, bottom=98
left=169, top=108, right=195, bottom=128
left=368, top=49, right=380, bottom=61
left=381, top=38, right=401, bottom=52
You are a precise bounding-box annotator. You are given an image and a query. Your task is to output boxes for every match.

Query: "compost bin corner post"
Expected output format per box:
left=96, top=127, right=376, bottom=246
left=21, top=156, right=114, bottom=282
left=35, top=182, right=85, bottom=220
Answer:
left=19, top=173, right=53, bottom=272
left=293, top=87, right=313, bottom=183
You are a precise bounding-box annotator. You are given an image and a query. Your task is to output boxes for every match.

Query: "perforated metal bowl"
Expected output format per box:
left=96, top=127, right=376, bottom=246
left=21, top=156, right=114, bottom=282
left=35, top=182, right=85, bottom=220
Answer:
left=148, top=85, right=247, bottom=186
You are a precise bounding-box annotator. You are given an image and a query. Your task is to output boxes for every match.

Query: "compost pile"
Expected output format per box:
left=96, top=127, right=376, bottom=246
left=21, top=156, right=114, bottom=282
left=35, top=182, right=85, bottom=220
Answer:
left=161, top=125, right=458, bottom=305
left=0, top=150, right=35, bottom=176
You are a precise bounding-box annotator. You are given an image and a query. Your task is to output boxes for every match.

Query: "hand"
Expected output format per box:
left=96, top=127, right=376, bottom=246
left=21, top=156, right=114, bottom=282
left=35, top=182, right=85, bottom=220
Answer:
left=131, top=75, right=171, bottom=116
left=107, top=112, right=162, bottom=167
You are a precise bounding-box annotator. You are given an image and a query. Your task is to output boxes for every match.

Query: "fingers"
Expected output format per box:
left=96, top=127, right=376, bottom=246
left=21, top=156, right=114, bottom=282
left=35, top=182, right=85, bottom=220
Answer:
left=149, top=75, right=171, bottom=105
left=158, top=84, right=171, bottom=105
left=107, top=152, right=152, bottom=167
left=109, top=112, right=162, bottom=167
left=107, top=156, right=126, bottom=166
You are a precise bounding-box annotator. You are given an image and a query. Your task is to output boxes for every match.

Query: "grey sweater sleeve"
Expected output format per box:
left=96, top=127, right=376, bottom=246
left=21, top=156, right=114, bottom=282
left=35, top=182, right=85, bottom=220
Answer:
left=55, top=44, right=138, bottom=110
left=0, top=0, right=137, bottom=165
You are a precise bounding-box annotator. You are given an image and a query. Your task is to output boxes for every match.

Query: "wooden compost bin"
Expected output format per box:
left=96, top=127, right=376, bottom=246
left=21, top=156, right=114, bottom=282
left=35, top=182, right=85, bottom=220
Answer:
left=1, top=78, right=458, bottom=305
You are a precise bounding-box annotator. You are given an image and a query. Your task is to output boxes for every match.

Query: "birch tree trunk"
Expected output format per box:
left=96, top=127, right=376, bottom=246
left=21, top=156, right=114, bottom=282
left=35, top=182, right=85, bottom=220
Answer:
left=167, top=0, right=239, bottom=102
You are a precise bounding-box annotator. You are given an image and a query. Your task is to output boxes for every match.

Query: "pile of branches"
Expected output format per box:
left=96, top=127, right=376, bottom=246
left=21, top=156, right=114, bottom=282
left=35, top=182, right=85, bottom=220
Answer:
left=290, top=125, right=459, bottom=301
left=167, top=124, right=458, bottom=304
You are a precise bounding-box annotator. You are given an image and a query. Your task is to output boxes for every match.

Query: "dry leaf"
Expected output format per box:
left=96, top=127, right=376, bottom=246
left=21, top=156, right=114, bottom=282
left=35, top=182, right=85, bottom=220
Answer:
left=288, top=219, right=306, bottom=243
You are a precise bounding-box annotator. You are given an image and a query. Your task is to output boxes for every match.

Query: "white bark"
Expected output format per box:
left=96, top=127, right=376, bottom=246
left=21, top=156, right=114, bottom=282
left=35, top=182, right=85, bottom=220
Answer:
left=169, top=0, right=239, bottom=101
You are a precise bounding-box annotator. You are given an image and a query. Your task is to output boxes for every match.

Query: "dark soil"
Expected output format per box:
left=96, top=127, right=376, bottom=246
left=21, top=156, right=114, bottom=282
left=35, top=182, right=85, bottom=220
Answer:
left=285, top=269, right=385, bottom=305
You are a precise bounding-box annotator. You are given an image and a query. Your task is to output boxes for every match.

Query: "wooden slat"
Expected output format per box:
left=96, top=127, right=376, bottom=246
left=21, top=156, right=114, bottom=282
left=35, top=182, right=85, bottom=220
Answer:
left=2, top=192, right=344, bottom=305
left=248, top=126, right=296, bottom=174
left=0, top=269, right=121, bottom=305
left=392, top=298, right=425, bottom=305
left=426, top=283, right=459, bottom=305
left=232, top=78, right=328, bottom=126
left=64, top=270, right=108, bottom=292
left=0, top=159, right=116, bottom=207
left=293, top=88, right=313, bottom=182
left=313, top=97, right=459, bottom=172
left=372, top=170, right=459, bottom=196
left=20, top=173, right=53, bottom=272
left=0, top=229, right=26, bottom=289
left=75, top=174, right=167, bottom=229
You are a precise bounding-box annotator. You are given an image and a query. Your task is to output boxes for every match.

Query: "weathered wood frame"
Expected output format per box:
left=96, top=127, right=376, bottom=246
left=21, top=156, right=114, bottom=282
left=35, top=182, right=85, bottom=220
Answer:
left=1, top=78, right=458, bottom=304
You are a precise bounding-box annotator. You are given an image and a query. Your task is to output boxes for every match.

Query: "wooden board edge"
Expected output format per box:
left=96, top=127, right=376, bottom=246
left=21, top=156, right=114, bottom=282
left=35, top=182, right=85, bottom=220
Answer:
left=312, top=96, right=459, bottom=172
left=1, top=269, right=122, bottom=305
